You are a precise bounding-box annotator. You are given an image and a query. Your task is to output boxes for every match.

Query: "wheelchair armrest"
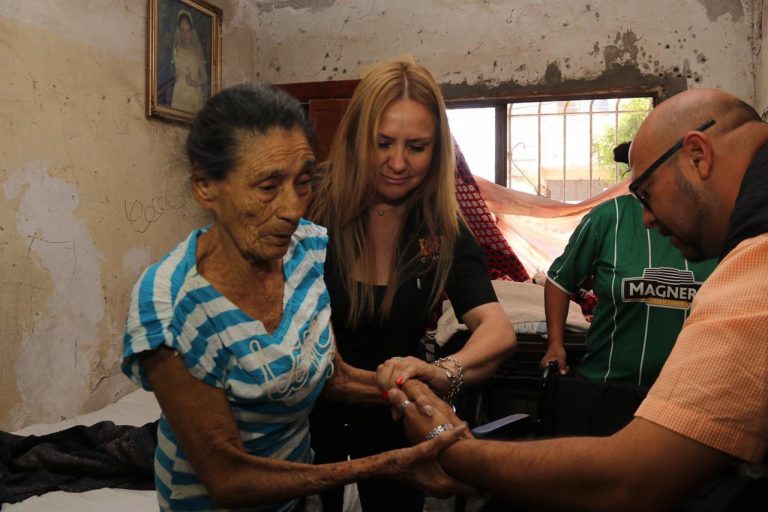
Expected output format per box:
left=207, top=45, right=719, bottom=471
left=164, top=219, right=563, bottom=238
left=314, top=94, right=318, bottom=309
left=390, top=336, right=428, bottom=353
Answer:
left=471, top=413, right=533, bottom=439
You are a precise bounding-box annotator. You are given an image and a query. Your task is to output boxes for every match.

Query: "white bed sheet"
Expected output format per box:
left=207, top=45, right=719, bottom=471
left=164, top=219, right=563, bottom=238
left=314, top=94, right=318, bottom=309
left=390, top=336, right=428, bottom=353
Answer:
left=435, top=279, right=590, bottom=345
left=2, top=389, right=161, bottom=511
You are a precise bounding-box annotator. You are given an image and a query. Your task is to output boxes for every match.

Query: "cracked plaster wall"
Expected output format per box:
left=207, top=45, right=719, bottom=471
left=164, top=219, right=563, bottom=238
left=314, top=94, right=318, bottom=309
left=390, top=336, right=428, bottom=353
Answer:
left=0, top=0, right=253, bottom=430
left=756, top=1, right=768, bottom=113
left=245, top=0, right=761, bottom=105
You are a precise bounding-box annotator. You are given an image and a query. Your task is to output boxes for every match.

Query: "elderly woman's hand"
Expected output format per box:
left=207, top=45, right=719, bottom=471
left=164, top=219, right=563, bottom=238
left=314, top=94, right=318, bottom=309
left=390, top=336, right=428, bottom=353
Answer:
left=377, top=355, right=450, bottom=398
left=381, top=425, right=476, bottom=498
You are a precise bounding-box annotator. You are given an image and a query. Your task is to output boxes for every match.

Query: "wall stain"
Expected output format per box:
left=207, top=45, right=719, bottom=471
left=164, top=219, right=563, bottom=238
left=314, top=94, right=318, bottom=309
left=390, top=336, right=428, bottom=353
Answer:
left=604, top=30, right=640, bottom=69
left=697, top=0, right=744, bottom=22
left=441, top=64, right=687, bottom=102
left=255, top=0, right=336, bottom=14
left=544, top=62, right=562, bottom=85
left=442, top=23, right=698, bottom=103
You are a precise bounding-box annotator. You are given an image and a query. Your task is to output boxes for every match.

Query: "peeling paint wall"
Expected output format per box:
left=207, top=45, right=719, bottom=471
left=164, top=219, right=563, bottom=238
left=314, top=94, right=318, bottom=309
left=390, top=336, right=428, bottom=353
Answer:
left=245, top=0, right=761, bottom=104
left=0, top=0, right=254, bottom=430
left=756, top=1, right=768, bottom=113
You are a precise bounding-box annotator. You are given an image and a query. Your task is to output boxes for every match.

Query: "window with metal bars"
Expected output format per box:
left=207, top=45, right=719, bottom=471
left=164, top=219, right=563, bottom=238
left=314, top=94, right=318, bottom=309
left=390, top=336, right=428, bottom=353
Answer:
left=447, top=95, right=654, bottom=203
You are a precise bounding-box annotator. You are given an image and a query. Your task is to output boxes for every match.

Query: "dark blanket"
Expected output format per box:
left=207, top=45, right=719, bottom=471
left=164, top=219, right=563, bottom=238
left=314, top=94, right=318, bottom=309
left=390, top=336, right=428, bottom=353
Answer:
left=0, top=420, right=157, bottom=504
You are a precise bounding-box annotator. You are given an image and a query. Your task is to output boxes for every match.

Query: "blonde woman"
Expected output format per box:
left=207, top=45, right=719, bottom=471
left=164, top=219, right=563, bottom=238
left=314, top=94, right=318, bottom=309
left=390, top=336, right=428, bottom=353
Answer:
left=308, top=60, right=516, bottom=512
left=171, top=11, right=207, bottom=113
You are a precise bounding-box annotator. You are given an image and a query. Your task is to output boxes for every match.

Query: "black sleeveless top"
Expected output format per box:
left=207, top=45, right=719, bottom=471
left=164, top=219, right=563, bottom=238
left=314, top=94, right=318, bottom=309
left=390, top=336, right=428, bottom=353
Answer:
left=314, top=219, right=497, bottom=427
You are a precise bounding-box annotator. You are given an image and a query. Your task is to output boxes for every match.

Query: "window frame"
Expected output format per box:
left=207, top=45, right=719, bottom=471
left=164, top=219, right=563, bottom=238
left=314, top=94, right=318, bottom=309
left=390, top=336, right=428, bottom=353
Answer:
left=446, top=87, right=662, bottom=196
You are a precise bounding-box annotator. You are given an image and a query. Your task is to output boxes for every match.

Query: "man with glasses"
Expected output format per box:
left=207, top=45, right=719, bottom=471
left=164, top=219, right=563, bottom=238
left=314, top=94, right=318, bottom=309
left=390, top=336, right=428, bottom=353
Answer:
left=388, top=87, right=768, bottom=511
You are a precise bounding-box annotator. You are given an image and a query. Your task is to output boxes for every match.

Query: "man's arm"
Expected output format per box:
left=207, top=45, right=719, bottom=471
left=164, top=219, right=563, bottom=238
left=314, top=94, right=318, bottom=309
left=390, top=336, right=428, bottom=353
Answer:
left=441, top=419, right=730, bottom=512
left=541, top=279, right=572, bottom=373
left=393, top=380, right=733, bottom=512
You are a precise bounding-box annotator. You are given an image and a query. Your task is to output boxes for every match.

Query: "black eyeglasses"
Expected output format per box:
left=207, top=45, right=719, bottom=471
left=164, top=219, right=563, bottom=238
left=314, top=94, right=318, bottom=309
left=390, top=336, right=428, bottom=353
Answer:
left=629, top=118, right=716, bottom=209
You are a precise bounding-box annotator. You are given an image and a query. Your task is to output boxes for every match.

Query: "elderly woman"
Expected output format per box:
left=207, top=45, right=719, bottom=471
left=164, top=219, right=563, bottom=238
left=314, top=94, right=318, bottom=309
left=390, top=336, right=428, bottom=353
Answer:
left=122, top=83, right=466, bottom=512
left=308, top=61, right=516, bottom=512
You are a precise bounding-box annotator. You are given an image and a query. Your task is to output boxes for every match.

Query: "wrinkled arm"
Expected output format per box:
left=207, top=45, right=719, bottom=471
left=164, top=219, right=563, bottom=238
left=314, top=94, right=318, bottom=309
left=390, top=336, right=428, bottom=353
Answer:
left=142, top=347, right=470, bottom=507
left=143, top=347, right=395, bottom=507
left=542, top=279, right=572, bottom=373
left=322, top=350, right=383, bottom=405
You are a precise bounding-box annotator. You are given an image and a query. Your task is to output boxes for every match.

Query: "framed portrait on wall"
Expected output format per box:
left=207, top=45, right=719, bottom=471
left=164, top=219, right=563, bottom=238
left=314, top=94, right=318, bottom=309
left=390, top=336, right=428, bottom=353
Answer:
left=146, top=0, right=222, bottom=123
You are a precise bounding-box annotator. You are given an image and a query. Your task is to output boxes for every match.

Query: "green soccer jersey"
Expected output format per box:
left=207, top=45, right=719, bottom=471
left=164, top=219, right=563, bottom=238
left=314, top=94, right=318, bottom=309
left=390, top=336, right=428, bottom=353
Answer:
left=547, top=195, right=717, bottom=387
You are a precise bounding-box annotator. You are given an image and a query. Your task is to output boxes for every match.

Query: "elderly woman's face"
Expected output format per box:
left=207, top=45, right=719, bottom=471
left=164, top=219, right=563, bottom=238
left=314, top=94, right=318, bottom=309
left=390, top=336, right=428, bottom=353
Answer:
left=204, top=128, right=316, bottom=263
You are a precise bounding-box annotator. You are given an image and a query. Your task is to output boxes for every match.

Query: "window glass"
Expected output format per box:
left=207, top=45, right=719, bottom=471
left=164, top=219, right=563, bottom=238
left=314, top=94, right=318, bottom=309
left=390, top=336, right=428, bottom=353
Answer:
left=539, top=114, right=564, bottom=201
left=446, top=107, right=496, bottom=183
left=510, top=102, right=539, bottom=116
left=619, top=97, right=652, bottom=111
left=592, top=98, right=618, bottom=112
left=565, top=99, right=591, bottom=114
left=508, top=113, right=540, bottom=195
left=540, top=100, right=567, bottom=115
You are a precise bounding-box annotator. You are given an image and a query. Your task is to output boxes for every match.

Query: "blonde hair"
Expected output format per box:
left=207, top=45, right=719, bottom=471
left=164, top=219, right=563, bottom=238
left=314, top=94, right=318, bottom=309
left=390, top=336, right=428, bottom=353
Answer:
left=309, top=60, right=460, bottom=325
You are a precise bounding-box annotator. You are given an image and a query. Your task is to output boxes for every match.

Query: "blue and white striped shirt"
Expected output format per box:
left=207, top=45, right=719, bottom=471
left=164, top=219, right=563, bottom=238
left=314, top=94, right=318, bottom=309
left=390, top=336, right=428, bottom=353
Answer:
left=122, top=220, right=334, bottom=512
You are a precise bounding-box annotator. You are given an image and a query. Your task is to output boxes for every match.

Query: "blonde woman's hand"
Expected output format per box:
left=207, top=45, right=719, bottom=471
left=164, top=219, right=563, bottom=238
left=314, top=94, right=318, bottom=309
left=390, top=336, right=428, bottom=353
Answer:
left=377, top=356, right=451, bottom=416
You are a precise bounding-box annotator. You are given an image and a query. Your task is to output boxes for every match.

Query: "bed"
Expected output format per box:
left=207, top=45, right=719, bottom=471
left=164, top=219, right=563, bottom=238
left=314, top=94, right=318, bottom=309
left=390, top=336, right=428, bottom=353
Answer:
left=2, top=389, right=160, bottom=512
left=435, top=279, right=589, bottom=347
left=1, top=390, right=355, bottom=512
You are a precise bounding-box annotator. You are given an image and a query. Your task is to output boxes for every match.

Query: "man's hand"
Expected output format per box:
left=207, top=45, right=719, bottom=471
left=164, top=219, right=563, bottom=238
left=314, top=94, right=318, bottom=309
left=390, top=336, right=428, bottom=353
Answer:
left=539, top=344, right=568, bottom=374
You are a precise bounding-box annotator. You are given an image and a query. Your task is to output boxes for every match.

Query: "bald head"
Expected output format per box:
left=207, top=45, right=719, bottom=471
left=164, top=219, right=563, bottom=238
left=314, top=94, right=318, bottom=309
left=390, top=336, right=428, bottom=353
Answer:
left=628, top=88, right=767, bottom=261
left=630, top=88, right=759, bottom=172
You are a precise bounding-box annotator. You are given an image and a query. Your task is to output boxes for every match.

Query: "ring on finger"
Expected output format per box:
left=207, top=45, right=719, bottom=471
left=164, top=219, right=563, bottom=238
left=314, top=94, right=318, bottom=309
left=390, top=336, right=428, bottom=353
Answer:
left=399, top=399, right=412, bottom=413
left=425, top=423, right=454, bottom=441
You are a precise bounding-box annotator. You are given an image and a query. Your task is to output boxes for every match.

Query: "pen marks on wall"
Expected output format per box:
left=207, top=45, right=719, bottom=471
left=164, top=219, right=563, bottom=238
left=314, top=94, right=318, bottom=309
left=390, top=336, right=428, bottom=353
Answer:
left=124, top=192, right=188, bottom=234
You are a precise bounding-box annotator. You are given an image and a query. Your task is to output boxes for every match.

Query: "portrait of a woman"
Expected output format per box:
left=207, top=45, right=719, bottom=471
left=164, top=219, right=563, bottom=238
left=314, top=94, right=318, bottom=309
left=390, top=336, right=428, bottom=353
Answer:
left=170, top=10, right=208, bottom=113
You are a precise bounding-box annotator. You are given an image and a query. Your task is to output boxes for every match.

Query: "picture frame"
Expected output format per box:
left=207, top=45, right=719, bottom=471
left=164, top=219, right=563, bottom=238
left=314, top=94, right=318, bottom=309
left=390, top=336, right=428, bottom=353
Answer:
left=146, top=0, right=222, bottom=123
